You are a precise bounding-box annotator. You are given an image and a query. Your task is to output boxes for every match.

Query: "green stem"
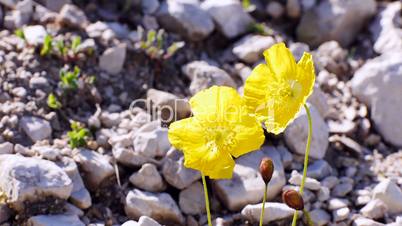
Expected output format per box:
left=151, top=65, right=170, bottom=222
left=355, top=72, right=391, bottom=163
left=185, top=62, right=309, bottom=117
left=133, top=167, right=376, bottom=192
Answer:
left=303, top=209, right=314, bottom=226
left=259, top=184, right=268, bottom=226
left=291, top=104, right=313, bottom=226
left=201, top=173, right=212, bottom=226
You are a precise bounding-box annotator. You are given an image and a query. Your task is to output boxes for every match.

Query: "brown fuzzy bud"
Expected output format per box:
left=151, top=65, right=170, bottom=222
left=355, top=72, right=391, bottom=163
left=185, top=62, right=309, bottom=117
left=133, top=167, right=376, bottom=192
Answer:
left=282, top=190, right=304, bottom=211
left=259, top=157, right=274, bottom=184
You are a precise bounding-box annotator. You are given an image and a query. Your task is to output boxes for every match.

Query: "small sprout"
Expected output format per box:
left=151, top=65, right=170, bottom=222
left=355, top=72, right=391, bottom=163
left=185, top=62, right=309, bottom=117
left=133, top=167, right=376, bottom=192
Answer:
left=56, top=40, right=68, bottom=57
left=86, top=75, right=96, bottom=85
left=67, top=121, right=90, bottom=148
left=165, top=41, right=185, bottom=59
left=242, top=0, right=251, bottom=9
left=146, top=30, right=156, bottom=46
left=40, top=35, right=53, bottom=56
left=47, top=93, right=62, bottom=109
left=156, top=29, right=164, bottom=49
left=59, top=66, right=80, bottom=90
left=249, top=22, right=273, bottom=36
left=259, top=157, right=274, bottom=184
left=71, top=36, right=82, bottom=54
left=282, top=190, right=304, bottom=211
left=15, top=29, right=25, bottom=40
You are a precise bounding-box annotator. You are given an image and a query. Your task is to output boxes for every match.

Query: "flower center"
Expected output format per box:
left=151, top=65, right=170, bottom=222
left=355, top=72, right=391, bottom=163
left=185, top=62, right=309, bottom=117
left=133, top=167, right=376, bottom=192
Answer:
left=205, top=126, right=236, bottom=153
left=277, top=79, right=302, bottom=99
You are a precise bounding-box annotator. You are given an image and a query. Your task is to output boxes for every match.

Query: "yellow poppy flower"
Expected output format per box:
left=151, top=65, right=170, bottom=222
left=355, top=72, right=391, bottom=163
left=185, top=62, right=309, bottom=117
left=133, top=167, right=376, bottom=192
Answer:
left=168, top=86, right=265, bottom=179
left=243, top=42, right=315, bottom=135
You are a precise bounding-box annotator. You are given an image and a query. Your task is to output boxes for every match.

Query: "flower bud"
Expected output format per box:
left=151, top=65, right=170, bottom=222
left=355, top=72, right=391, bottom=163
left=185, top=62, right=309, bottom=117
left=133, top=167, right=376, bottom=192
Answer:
left=282, top=190, right=304, bottom=211
left=259, top=157, right=274, bottom=184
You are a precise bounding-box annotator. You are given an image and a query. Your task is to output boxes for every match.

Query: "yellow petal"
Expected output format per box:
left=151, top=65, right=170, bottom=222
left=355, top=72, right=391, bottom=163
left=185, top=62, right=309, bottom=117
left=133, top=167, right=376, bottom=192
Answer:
left=230, top=114, right=265, bottom=158
left=189, top=86, right=243, bottom=122
left=168, top=117, right=205, bottom=151
left=184, top=149, right=235, bottom=179
left=263, top=42, right=297, bottom=79
left=243, top=63, right=271, bottom=119
left=297, top=52, right=316, bottom=98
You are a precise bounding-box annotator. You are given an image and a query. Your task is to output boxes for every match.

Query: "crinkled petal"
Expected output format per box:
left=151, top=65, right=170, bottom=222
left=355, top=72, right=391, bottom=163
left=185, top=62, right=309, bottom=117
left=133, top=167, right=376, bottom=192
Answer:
left=263, top=42, right=297, bottom=80
left=243, top=63, right=271, bottom=120
left=297, top=52, right=316, bottom=98
left=230, top=114, right=265, bottom=158
left=168, top=117, right=205, bottom=151
left=184, top=149, right=235, bottom=179
left=189, top=86, right=243, bottom=123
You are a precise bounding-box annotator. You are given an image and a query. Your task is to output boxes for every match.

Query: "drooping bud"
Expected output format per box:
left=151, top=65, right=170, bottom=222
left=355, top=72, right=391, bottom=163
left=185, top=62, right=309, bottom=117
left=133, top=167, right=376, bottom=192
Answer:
left=282, top=190, right=304, bottom=211
left=259, top=157, right=274, bottom=184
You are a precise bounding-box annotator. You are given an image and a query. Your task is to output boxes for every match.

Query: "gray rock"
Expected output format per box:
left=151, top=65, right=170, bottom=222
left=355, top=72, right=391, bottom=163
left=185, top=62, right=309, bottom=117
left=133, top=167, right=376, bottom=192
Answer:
left=241, top=202, right=295, bottom=224
left=315, top=41, right=348, bottom=76
left=328, top=198, right=349, bottom=210
left=308, top=85, right=330, bottom=118
left=0, top=204, right=11, bottom=223
left=213, top=146, right=286, bottom=211
left=142, top=0, right=160, bottom=14
left=297, top=0, right=376, bottom=47
left=125, top=189, right=184, bottom=225
left=29, top=77, right=49, bottom=90
left=284, top=104, right=329, bottom=159
left=181, top=61, right=236, bottom=95
left=100, top=112, right=121, bottom=128
left=286, top=0, right=301, bottom=18
left=372, top=179, right=402, bottom=214
left=57, top=157, right=92, bottom=209
left=332, top=182, right=353, bottom=197
left=289, top=42, right=310, bottom=61
left=360, top=199, right=387, bottom=219
left=307, top=160, right=332, bottom=180
left=289, top=170, right=321, bottom=191
left=317, top=186, right=330, bottom=202
left=27, top=214, right=85, bottom=226
left=113, top=147, right=152, bottom=167
left=266, top=1, right=284, bottom=19
left=309, top=209, right=330, bottom=226
left=31, top=146, right=60, bottom=161
left=162, top=148, right=201, bottom=189
left=370, top=2, right=402, bottom=54
left=129, top=163, right=166, bottom=192
left=42, top=0, right=71, bottom=12
left=0, top=0, right=18, bottom=8
left=0, top=155, right=73, bottom=211
left=232, top=35, right=276, bottom=63
left=59, top=4, right=88, bottom=28
left=146, top=89, right=191, bottom=121
left=23, top=25, right=47, bottom=46
left=179, top=182, right=205, bottom=215
left=157, top=0, right=214, bottom=41
left=333, top=207, right=350, bottom=222
left=351, top=52, right=402, bottom=146
left=321, top=176, right=339, bottom=189
left=99, top=44, right=126, bottom=75
left=20, top=116, right=52, bottom=142
left=353, top=217, right=385, bottom=226
left=0, top=142, right=13, bottom=154
left=138, top=216, right=161, bottom=226
left=133, top=132, right=158, bottom=158
left=201, top=0, right=254, bottom=38
left=72, top=149, right=114, bottom=190
left=122, top=221, right=140, bottom=226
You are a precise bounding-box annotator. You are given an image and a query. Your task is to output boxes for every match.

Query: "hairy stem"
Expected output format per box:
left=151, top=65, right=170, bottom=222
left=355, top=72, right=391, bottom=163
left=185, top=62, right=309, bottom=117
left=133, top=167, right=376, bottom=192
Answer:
left=291, top=104, right=313, bottom=226
left=201, top=173, right=212, bottom=226
left=259, top=184, right=268, bottom=226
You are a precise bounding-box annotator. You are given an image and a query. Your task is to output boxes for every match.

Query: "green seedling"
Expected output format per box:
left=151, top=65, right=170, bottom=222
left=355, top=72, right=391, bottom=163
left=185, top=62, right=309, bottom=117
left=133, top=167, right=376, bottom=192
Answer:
left=59, top=66, right=80, bottom=90
left=57, top=40, right=68, bottom=57
left=67, top=121, right=90, bottom=148
left=40, top=35, right=53, bottom=56
left=138, top=28, right=184, bottom=60
left=71, top=36, right=82, bottom=54
left=47, top=93, right=62, bottom=109
left=14, top=29, right=25, bottom=40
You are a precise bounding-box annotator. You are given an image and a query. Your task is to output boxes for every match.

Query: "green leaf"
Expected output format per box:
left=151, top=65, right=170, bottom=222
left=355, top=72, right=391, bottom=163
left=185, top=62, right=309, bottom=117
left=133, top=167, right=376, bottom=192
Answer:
left=57, top=40, right=67, bottom=56
left=68, top=121, right=90, bottom=148
left=59, top=67, right=79, bottom=90
left=40, top=35, right=53, bottom=56
left=146, top=30, right=156, bottom=46
left=156, top=29, right=165, bottom=49
left=165, top=41, right=185, bottom=58
left=14, top=29, right=25, bottom=40
left=242, top=0, right=251, bottom=9
left=47, top=93, right=62, bottom=109
left=71, top=36, right=82, bottom=53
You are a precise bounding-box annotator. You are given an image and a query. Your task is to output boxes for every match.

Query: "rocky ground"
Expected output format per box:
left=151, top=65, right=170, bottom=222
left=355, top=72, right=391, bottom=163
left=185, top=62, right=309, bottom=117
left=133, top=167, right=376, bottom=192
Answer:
left=0, top=0, right=402, bottom=225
